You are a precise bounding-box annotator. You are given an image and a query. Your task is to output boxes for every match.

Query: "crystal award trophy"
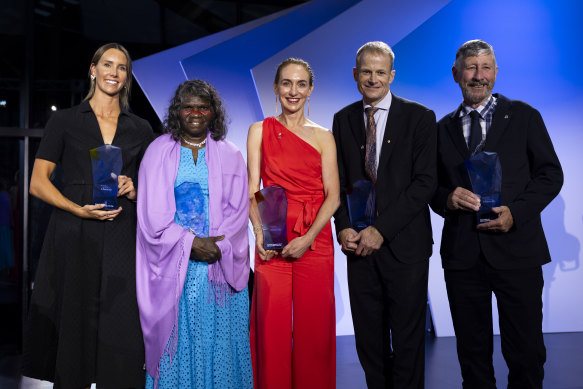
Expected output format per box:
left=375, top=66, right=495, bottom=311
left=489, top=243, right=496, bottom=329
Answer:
left=90, top=144, right=122, bottom=210
left=174, top=182, right=207, bottom=237
left=346, top=180, right=375, bottom=232
left=255, top=185, right=288, bottom=250
left=465, top=151, right=502, bottom=224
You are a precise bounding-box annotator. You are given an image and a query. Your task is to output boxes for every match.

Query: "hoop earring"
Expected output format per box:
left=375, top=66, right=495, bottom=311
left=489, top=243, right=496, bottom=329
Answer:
left=275, top=94, right=278, bottom=114
left=307, top=97, right=310, bottom=116
left=90, top=74, right=95, bottom=81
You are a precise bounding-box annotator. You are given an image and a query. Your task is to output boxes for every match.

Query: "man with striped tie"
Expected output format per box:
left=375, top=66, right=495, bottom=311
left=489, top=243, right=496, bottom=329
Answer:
left=333, top=41, right=437, bottom=389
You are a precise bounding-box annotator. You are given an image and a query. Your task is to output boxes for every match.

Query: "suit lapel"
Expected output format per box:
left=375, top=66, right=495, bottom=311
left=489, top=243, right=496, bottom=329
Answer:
left=377, top=93, right=401, bottom=171
left=484, top=94, right=511, bottom=150
left=348, top=103, right=366, bottom=161
left=445, top=105, right=471, bottom=160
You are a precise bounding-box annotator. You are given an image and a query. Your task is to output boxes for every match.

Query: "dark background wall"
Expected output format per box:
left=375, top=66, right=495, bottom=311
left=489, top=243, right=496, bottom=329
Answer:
left=0, top=0, right=308, bottom=130
left=0, top=0, right=307, bottom=359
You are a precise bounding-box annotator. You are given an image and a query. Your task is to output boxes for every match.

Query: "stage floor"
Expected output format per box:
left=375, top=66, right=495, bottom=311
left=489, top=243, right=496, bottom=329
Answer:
left=3, top=332, right=582, bottom=388
left=338, top=332, right=583, bottom=388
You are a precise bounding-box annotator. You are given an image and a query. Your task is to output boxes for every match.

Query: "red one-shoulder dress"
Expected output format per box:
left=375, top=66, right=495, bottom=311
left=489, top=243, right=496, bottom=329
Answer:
left=250, top=117, right=336, bottom=389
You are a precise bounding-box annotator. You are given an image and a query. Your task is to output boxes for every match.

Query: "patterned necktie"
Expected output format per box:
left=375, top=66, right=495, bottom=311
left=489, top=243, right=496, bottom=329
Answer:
left=468, top=110, right=482, bottom=155
left=365, top=107, right=379, bottom=183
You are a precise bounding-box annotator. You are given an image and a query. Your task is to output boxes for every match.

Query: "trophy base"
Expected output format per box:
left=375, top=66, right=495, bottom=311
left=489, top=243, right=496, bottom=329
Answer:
left=262, top=227, right=287, bottom=251
left=476, top=194, right=501, bottom=224
left=264, top=242, right=285, bottom=251
left=94, top=195, right=118, bottom=210
left=476, top=208, right=499, bottom=224
left=347, top=180, right=375, bottom=234
left=353, top=221, right=371, bottom=233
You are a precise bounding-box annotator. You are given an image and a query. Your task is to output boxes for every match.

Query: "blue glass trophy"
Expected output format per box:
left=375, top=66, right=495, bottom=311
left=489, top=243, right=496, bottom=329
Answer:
left=346, top=180, right=375, bottom=232
left=465, top=151, right=502, bottom=224
left=90, top=144, right=122, bottom=210
left=255, top=186, right=288, bottom=250
left=174, top=182, right=207, bottom=237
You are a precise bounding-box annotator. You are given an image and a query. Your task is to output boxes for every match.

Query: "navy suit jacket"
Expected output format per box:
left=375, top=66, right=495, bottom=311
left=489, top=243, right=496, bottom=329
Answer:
left=333, top=93, right=437, bottom=263
left=431, top=94, right=563, bottom=270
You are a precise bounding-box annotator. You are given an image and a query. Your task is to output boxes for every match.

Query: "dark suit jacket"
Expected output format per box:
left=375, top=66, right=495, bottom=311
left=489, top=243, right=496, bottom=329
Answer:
left=431, top=93, right=563, bottom=270
left=333, top=93, right=437, bottom=263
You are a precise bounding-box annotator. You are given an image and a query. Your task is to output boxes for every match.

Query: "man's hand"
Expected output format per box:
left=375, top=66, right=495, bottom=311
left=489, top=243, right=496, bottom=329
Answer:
left=447, top=187, right=481, bottom=212
left=476, top=206, right=514, bottom=233
left=338, top=228, right=359, bottom=254
left=355, top=226, right=384, bottom=256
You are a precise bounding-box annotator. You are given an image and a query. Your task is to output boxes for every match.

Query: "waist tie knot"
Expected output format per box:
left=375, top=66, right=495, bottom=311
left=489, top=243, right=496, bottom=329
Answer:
left=289, top=194, right=323, bottom=251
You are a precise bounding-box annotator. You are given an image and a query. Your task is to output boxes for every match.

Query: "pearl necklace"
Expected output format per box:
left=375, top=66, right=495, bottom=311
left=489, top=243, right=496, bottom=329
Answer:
left=181, top=137, right=207, bottom=147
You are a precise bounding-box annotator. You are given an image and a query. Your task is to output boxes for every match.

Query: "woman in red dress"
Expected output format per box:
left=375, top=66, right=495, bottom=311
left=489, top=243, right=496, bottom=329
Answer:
left=247, top=58, right=340, bottom=389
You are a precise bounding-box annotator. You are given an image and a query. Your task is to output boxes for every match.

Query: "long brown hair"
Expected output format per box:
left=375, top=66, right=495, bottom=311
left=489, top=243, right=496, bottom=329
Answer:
left=83, top=43, right=133, bottom=109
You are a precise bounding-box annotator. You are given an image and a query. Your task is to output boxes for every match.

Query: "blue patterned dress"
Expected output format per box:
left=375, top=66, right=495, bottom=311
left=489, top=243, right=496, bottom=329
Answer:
left=146, top=146, right=253, bottom=389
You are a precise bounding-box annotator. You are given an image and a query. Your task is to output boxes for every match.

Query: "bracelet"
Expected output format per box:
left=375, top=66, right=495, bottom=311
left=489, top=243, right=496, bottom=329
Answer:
left=252, top=225, right=263, bottom=234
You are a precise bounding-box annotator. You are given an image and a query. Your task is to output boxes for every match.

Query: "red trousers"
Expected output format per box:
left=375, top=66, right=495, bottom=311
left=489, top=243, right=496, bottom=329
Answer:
left=250, top=224, right=335, bottom=389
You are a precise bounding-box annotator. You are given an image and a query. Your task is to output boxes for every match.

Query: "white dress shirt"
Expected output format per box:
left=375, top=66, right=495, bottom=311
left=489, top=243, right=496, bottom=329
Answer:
left=362, top=92, right=392, bottom=169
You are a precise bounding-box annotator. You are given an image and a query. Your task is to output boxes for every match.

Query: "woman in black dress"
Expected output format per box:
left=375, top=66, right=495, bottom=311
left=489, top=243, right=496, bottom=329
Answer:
left=22, top=43, right=153, bottom=388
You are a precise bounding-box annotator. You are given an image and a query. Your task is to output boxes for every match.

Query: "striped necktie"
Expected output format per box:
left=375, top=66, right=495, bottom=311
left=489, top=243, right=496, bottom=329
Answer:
left=365, top=107, right=379, bottom=183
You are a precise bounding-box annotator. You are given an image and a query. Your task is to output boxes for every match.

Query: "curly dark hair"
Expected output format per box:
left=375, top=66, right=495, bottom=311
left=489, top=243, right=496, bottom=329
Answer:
left=164, top=79, right=228, bottom=141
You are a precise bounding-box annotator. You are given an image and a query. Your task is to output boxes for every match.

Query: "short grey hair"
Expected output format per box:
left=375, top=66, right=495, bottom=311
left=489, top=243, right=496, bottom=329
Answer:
left=356, top=41, right=395, bottom=70
left=454, top=39, right=496, bottom=71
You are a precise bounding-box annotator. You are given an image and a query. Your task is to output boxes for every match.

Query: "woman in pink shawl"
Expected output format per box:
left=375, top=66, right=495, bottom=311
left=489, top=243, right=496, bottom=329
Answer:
left=136, top=80, right=253, bottom=388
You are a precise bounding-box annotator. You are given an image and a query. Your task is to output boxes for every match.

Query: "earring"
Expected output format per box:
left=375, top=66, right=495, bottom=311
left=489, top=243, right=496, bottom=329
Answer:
left=275, top=94, right=278, bottom=114
left=90, top=74, right=95, bottom=81
left=307, top=97, right=310, bottom=116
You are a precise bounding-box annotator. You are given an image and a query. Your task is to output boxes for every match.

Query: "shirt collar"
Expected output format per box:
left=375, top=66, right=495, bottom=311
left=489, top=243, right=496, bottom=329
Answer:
left=79, top=99, right=130, bottom=116
left=363, top=91, right=392, bottom=112
left=459, top=94, right=496, bottom=118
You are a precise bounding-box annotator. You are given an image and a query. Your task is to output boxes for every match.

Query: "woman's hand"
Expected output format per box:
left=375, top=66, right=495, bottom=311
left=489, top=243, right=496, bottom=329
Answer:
left=30, top=158, right=122, bottom=220
left=281, top=235, right=312, bottom=259
left=255, top=230, right=277, bottom=261
left=191, top=235, right=225, bottom=264
left=76, top=204, right=122, bottom=221
left=118, top=175, right=136, bottom=200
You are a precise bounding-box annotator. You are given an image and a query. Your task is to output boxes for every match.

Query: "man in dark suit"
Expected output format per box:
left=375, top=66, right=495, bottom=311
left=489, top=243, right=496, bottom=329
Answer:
left=431, top=40, right=563, bottom=388
left=333, top=41, right=437, bottom=389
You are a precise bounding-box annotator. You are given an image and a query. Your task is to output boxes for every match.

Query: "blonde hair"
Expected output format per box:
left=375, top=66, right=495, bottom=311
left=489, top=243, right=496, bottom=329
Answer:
left=356, top=41, right=395, bottom=71
left=274, top=58, right=314, bottom=86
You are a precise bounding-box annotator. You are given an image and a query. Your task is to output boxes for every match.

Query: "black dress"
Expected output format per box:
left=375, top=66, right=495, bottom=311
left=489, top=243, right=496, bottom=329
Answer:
left=22, top=101, right=153, bottom=388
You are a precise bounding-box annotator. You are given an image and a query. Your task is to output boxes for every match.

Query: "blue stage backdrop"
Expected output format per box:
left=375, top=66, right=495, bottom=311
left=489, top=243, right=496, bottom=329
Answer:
left=134, top=0, right=583, bottom=337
